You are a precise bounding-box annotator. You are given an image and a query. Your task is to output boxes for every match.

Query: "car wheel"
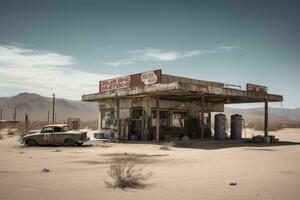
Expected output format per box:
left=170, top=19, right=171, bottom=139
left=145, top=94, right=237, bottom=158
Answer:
left=26, top=139, right=38, bottom=146
left=64, top=138, right=76, bottom=146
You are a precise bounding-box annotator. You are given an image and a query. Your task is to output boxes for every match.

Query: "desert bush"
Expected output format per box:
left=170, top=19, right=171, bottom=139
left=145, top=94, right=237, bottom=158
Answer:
left=7, top=129, right=15, bottom=135
left=104, top=158, right=153, bottom=189
left=81, top=121, right=98, bottom=130
left=248, top=121, right=283, bottom=131
left=171, top=140, right=192, bottom=148
left=282, top=122, right=300, bottom=128
left=160, top=144, right=170, bottom=150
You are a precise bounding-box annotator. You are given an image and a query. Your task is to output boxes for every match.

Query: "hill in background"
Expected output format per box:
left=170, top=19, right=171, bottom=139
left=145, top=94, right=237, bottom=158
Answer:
left=0, top=93, right=299, bottom=124
left=0, top=93, right=98, bottom=122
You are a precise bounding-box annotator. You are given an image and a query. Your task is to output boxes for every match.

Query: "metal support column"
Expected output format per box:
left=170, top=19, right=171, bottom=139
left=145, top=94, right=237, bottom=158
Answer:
left=264, top=96, right=268, bottom=137
left=156, top=96, right=160, bottom=144
left=116, top=98, right=120, bottom=141
left=201, top=95, right=204, bottom=141
left=207, top=112, right=211, bottom=137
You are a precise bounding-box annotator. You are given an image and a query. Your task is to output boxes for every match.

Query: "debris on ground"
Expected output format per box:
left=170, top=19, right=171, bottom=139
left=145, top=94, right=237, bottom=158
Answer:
left=229, top=182, right=237, bottom=186
left=54, top=149, right=61, bottom=152
left=41, top=168, right=50, bottom=173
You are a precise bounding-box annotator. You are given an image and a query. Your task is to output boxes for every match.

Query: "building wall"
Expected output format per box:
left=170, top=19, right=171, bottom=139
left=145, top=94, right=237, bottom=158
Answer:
left=97, top=96, right=224, bottom=140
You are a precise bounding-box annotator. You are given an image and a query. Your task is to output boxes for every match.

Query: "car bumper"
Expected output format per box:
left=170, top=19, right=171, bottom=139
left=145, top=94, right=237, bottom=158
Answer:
left=78, top=137, right=90, bottom=144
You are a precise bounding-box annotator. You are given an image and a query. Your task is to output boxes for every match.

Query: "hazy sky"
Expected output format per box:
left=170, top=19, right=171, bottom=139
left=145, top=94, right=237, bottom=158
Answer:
left=0, top=0, right=299, bottom=108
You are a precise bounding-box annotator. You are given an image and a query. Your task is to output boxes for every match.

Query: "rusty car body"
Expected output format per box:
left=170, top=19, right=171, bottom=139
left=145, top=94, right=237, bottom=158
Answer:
left=22, top=124, right=89, bottom=146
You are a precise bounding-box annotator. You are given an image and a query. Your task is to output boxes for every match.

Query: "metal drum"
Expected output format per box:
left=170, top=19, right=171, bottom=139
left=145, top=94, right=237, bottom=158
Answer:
left=214, top=114, right=227, bottom=140
left=230, top=114, right=243, bottom=140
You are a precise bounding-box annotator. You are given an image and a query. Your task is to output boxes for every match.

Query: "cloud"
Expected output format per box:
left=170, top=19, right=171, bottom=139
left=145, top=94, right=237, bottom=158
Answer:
left=0, top=45, right=115, bottom=99
left=0, top=45, right=76, bottom=66
left=217, top=45, right=241, bottom=51
left=100, top=47, right=235, bottom=67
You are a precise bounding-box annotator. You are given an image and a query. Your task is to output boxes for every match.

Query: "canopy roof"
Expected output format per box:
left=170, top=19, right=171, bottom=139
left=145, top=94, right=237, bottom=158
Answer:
left=82, top=70, right=283, bottom=104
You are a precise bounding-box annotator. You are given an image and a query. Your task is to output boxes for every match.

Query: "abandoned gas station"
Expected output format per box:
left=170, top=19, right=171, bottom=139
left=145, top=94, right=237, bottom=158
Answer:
left=82, top=69, right=283, bottom=143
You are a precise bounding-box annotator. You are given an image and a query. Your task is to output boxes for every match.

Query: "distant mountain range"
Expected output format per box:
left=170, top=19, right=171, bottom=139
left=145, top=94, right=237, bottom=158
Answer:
left=225, top=107, right=300, bottom=124
left=0, top=93, right=299, bottom=123
left=0, top=93, right=98, bottom=122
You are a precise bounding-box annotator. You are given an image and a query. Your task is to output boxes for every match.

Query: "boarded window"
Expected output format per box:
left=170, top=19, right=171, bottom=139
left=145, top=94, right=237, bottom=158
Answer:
left=101, top=109, right=115, bottom=129
left=171, top=111, right=186, bottom=128
left=151, top=110, right=169, bottom=127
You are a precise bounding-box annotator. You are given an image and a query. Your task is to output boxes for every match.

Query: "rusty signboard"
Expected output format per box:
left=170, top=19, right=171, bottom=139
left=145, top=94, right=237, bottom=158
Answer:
left=100, top=76, right=131, bottom=92
left=246, top=83, right=267, bottom=93
left=141, top=71, right=158, bottom=85
left=100, top=69, right=161, bottom=92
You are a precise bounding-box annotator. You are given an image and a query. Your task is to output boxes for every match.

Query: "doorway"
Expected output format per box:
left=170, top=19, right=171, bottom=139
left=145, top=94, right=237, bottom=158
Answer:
left=131, top=107, right=143, bottom=140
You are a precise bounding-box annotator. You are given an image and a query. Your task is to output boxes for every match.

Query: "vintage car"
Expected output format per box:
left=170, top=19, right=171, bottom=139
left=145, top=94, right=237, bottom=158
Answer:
left=22, top=124, right=89, bottom=146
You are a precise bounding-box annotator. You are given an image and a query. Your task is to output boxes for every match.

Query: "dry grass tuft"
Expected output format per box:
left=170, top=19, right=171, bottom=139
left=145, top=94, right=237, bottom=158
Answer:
left=171, top=140, right=192, bottom=148
left=160, top=144, right=171, bottom=150
left=7, top=129, right=15, bottom=136
left=81, top=121, right=98, bottom=130
left=104, top=158, right=153, bottom=189
left=100, top=144, right=112, bottom=148
left=248, top=121, right=283, bottom=131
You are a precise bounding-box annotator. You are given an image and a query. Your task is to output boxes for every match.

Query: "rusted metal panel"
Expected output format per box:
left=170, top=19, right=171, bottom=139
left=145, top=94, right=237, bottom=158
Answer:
left=82, top=71, right=283, bottom=105
left=100, top=75, right=131, bottom=92
left=246, top=83, right=267, bottom=93
left=99, top=69, right=162, bottom=93
left=161, top=74, right=224, bottom=87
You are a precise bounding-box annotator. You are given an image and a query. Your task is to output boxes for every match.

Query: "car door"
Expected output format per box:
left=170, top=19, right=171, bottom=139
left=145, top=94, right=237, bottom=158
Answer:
left=53, top=126, right=64, bottom=145
left=41, top=127, right=54, bottom=145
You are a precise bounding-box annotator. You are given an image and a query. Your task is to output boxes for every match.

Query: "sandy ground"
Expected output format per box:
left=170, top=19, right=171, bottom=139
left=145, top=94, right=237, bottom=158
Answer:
left=0, top=128, right=300, bottom=200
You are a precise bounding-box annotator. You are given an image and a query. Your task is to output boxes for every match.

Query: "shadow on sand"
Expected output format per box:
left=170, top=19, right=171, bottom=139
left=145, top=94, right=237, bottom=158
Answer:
left=111, top=139, right=300, bottom=150
left=169, top=139, right=300, bottom=150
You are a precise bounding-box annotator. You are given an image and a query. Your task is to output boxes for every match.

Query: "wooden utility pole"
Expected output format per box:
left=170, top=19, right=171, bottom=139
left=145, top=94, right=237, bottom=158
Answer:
left=47, top=110, right=50, bottom=123
left=0, top=109, right=2, bottom=120
left=156, top=96, right=160, bottom=144
left=25, top=114, right=29, bottom=135
left=55, top=113, right=57, bottom=124
left=52, top=93, right=55, bottom=124
left=13, top=106, right=17, bottom=121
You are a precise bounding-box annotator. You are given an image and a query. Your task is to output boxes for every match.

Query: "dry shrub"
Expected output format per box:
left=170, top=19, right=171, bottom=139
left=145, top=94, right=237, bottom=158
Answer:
left=171, top=140, right=192, bottom=148
left=249, top=121, right=283, bottom=131
left=81, top=121, right=98, bottom=130
left=104, top=158, right=153, bottom=189
left=160, top=144, right=170, bottom=150
left=100, top=144, right=112, bottom=148
left=7, top=129, right=15, bottom=135
left=0, top=134, right=3, bottom=140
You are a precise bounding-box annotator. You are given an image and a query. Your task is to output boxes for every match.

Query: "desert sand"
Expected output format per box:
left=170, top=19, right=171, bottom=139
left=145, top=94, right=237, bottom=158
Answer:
left=0, top=128, right=300, bottom=200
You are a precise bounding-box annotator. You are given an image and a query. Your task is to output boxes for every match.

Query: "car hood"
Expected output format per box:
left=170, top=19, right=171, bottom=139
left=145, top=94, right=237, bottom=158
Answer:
left=28, top=130, right=41, bottom=134
left=65, top=130, right=87, bottom=134
left=23, top=131, right=41, bottom=138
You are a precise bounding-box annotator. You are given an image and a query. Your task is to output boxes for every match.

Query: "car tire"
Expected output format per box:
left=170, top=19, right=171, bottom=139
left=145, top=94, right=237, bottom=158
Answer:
left=26, top=139, right=38, bottom=146
left=64, top=138, right=76, bottom=146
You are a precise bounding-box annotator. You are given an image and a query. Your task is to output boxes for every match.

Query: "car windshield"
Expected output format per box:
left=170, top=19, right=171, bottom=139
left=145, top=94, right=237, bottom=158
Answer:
left=62, top=126, right=70, bottom=132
